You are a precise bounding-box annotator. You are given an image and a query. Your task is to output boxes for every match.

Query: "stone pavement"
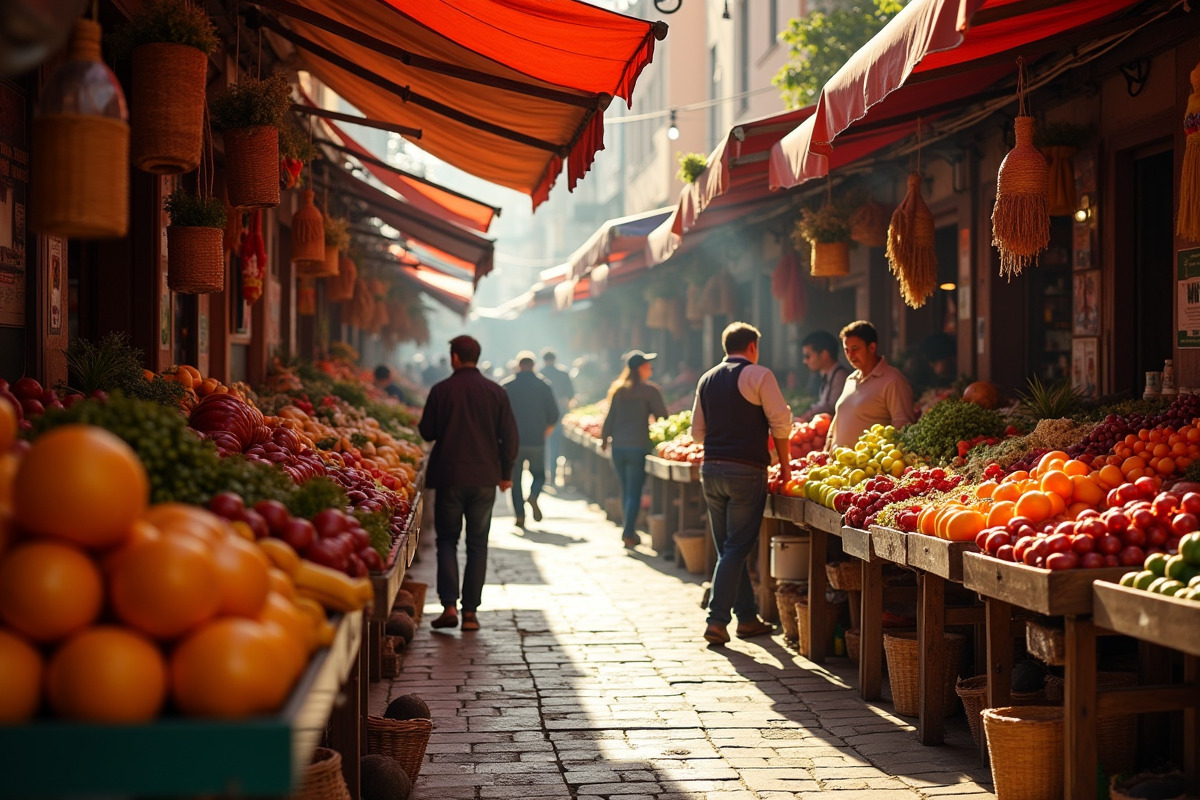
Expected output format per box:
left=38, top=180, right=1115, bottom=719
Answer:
left=371, top=487, right=996, bottom=800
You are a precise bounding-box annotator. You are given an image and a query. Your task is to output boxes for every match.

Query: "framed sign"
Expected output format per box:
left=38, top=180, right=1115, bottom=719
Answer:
left=1072, top=337, right=1099, bottom=398
left=0, top=80, right=28, bottom=327
left=1073, top=270, right=1100, bottom=336
left=1178, top=248, right=1200, bottom=348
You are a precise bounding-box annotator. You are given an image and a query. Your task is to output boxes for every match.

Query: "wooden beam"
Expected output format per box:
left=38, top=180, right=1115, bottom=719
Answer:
left=292, top=104, right=421, bottom=139
left=1096, top=684, right=1199, bottom=718
left=250, top=0, right=601, bottom=109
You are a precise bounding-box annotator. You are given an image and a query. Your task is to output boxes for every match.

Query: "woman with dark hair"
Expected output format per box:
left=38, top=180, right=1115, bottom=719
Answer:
left=600, top=350, right=669, bottom=548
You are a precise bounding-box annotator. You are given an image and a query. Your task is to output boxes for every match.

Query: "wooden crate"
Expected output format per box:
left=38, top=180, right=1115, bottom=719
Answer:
left=1093, top=580, right=1200, bottom=657
left=961, top=553, right=1126, bottom=616
left=805, top=501, right=843, bottom=535
left=645, top=455, right=673, bottom=479
left=841, top=525, right=874, bottom=561
left=869, top=525, right=908, bottom=566
left=769, top=495, right=806, bottom=524
left=907, top=535, right=976, bottom=582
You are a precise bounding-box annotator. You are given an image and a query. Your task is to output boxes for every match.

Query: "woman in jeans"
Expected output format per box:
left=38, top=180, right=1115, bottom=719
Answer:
left=600, top=350, right=669, bottom=548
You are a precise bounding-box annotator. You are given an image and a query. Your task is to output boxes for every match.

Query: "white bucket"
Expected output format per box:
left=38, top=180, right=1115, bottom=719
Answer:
left=771, top=534, right=811, bottom=581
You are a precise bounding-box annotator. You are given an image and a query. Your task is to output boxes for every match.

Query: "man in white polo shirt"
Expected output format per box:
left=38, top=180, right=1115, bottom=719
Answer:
left=827, top=320, right=916, bottom=449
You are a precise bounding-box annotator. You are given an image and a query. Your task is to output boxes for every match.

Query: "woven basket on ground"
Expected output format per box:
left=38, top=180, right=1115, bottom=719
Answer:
left=983, top=706, right=1063, bottom=800
left=1043, top=671, right=1136, bottom=776
left=774, top=586, right=804, bottom=642
left=810, top=241, right=850, bottom=277
left=291, top=190, right=326, bottom=266
left=883, top=631, right=965, bottom=718
left=845, top=628, right=860, bottom=664
left=851, top=199, right=889, bottom=248
left=825, top=561, right=861, bottom=591
left=400, top=580, right=427, bottom=624
left=293, top=747, right=351, bottom=800
left=366, top=716, right=433, bottom=782
left=327, top=255, right=357, bottom=302
left=224, top=125, right=280, bottom=209
left=956, top=675, right=1045, bottom=747
left=167, top=226, right=224, bottom=293
left=992, top=115, right=1049, bottom=279
left=886, top=172, right=937, bottom=308
left=130, top=43, right=205, bottom=174
left=795, top=596, right=846, bottom=657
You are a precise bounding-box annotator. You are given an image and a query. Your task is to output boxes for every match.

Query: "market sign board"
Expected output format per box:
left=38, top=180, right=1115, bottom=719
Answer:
left=1178, top=247, right=1200, bottom=348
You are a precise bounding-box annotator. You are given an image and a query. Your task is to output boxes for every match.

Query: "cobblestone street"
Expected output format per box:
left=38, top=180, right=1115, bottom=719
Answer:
left=374, top=489, right=996, bottom=799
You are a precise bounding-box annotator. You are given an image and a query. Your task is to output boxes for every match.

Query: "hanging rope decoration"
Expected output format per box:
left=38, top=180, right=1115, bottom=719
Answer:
left=240, top=209, right=267, bottom=304
left=992, top=58, right=1050, bottom=279
left=291, top=127, right=324, bottom=265
left=1177, top=59, right=1200, bottom=241
left=886, top=123, right=938, bottom=308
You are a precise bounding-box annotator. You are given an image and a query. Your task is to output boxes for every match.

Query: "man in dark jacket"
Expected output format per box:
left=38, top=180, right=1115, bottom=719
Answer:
left=500, top=351, right=559, bottom=527
left=539, top=348, right=575, bottom=486
left=419, top=335, right=519, bottom=632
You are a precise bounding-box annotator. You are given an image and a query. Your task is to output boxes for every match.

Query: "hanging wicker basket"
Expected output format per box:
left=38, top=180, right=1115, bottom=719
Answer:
left=223, top=125, right=279, bottom=209
left=851, top=199, right=889, bottom=248
left=810, top=241, right=850, bottom=277
left=130, top=43, right=206, bottom=174
left=327, top=255, right=357, bottom=302
left=886, top=172, right=938, bottom=308
left=167, top=226, right=224, bottom=293
left=291, top=189, right=325, bottom=266
left=992, top=115, right=1050, bottom=279
left=30, top=21, right=128, bottom=239
left=1043, top=145, right=1077, bottom=217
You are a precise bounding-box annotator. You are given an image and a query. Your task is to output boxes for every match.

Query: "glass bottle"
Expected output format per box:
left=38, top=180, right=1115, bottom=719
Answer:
left=1162, top=359, right=1177, bottom=395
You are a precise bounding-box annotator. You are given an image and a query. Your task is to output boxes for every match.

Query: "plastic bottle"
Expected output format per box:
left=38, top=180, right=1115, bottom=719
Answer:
left=1162, top=359, right=1177, bottom=395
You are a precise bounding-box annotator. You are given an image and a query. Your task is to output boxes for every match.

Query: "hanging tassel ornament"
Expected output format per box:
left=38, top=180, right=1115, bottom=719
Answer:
left=1177, top=60, right=1200, bottom=242
left=291, top=189, right=326, bottom=267
left=887, top=173, right=938, bottom=308
left=992, top=60, right=1049, bottom=278
left=240, top=210, right=266, bottom=304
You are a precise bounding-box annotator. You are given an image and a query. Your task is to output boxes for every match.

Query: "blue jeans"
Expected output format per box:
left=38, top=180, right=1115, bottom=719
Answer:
left=434, top=486, right=496, bottom=613
left=610, top=447, right=648, bottom=540
left=511, top=445, right=546, bottom=517
left=700, top=461, right=768, bottom=626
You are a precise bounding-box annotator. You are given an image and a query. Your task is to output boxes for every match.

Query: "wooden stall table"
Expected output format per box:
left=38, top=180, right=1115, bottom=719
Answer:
left=798, top=499, right=845, bottom=663
left=842, top=525, right=885, bottom=702
left=665, top=459, right=714, bottom=573
left=645, top=454, right=674, bottom=554
left=1092, top=582, right=1200, bottom=792
left=758, top=493, right=805, bottom=623
left=963, top=553, right=1127, bottom=795
left=365, top=469, right=423, bottom=682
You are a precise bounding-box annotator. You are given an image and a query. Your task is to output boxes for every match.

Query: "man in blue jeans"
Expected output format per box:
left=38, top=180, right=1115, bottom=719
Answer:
left=419, top=335, right=519, bottom=632
left=692, top=322, right=793, bottom=645
left=500, top=351, right=559, bottom=526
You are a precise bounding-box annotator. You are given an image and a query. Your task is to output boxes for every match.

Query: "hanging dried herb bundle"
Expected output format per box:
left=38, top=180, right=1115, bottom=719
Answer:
left=992, top=115, right=1049, bottom=279
left=886, top=172, right=937, bottom=308
left=850, top=199, right=889, bottom=248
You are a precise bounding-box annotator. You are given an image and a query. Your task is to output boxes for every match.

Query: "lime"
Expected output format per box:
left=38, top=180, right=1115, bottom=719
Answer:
left=1180, top=532, right=1200, bottom=566
left=1190, top=574, right=1200, bottom=589
left=1160, top=580, right=1186, bottom=597
left=1132, top=571, right=1157, bottom=591
left=1145, top=552, right=1169, bottom=578
left=1148, top=577, right=1171, bottom=594
left=1166, top=555, right=1190, bottom=581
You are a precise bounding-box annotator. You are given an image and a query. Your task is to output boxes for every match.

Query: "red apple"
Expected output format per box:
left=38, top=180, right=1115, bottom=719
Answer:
left=253, top=500, right=292, bottom=535
left=1102, top=510, right=1129, bottom=532
left=1071, top=534, right=1096, bottom=555
left=233, top=508, right=269, bottom=540
left=1096, top=534, right=1123, bottom=555
left=1076, top=518, right=1107, bottom=538
left=347, top=526, right=370, bottom=551
left=996, top=544, right=1016, bottom=562
left=312, top=509, right=349, bottom=538
left=1118, top=545, right=1146, bottom=566
left=1106, top=488, right=1123, bottom=508
left=209, top=492, right=245, bottom=519
left=1007, top=516, right=1034, bottom=535
left=1181, top=492, right=1200, bottom=516
left=1132, top=509, right=1156, bottom=530
left=1103, top=554, right=1121, bottom=567
left=1053, top=521, right=1077, bottom=538
left=1152, top=493, right=1180, bottom=519
left=12, top=377, right=42, bottom=400
left=1135, top=476, right=1159, bottom=499
left=1075, top=509, right=1100, bottom=521
left=1115, top=484, right=1141, bottom=506
left=345, top=553, right=366, bottom=578
left=1045, top=533, right=1073, bottom=554
left=986, top=531, right=1012, bottom=554
left=1147, top=523, right=1170, bottom=548
left=19, top=398, right=43, bottom=417
left=976, top=530, right=991, bottom=550
left=1171, top=512, right=1200, bottom=536
left=1120, top=526, right=1146, bottom=548
left=1046, top=551, right=1079, bottom=571
left=357, top=547, right=383, bottom=571
left=1080, top=552, right=1106, bottom=569
left=279, top=518, right=316, bottom=553
left=305, top=538, right=346, bottom=570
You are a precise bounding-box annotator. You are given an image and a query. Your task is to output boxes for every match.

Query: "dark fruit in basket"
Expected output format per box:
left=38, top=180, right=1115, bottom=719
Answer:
left=1011, top=660, right=1045, bottom=693
left=360, top=754, right=412, bottom=800
left=253, top=500, right=291, bottom=535
left=383, top=693, right=430, bottom=720
left=386, top=611, right=416, bottom=643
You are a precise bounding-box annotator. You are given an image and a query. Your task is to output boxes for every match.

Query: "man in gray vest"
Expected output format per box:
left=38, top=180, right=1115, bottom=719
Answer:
left=691, top=322, right=793, bottom=645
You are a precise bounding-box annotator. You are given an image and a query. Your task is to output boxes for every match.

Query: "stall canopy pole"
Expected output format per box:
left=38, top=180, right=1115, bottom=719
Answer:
left=292, top=104, right=422, bottom=139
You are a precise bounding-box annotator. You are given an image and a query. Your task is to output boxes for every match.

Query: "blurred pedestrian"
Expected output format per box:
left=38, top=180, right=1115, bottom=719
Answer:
left=798, top=330, right=849, bottom=420
left=600, top=350, right=668, bottom=548
left=500, top=351, right=559, bottom=527
left=418, top=335, right=519, bottom=632
left=539, top=348, right=575, bottom=486
left=373, top=365, right=404, bottom=399
left=692, top=322, right=792, bottom=645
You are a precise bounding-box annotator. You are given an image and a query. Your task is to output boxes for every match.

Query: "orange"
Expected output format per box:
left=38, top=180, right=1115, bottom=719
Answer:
left=992, top=482, right=1022, bottom=503
left=109, top=535, right=220, bottom=640
left=212, top=536, right=271, bottom=619
left=171, top=618, right=292, bottom=718
left=1156, top=457, right=1177, bottom=475
left=142, top=504, right=229, bottom=543
left=1047, top=491, right=1067, bottom=518
left=1008, top=470, right=1030, bottom=483
left=267, top=568, right=295, bottom=599
left=1097, top=464, right=1125, bottom=490
left=0, top=452, right=19, bottom=516
left=1069, top=475, right=1105, bottom=507
left=256, top=619, right=306, bottom=685
left=1062, top=459, right=1090, bottom=477
left=45, top=626, right=166, bottom=722
left=1121, top=456, right=1147, bottom=476
left=100, top=519, right=160, bottom=574
left=975, top=481, right=998, bottom=500
left=0, top=396, right=15, bottom=454
left=986, top=500, right=1016, bottom=528
left=1039, top=451, right=1070, bottom=466
left=258, top=592, right=314, bottom=655
left=0, top=541, right=102, bottom=642
left=944, top=510, right=985, bottom=542
left=0, top=628, right=43, bottom=722
left=1014, top=491, right=1053, bottom=523
left=1152, top=443, right=1171, bottom=459
left=14, top=426, right=148, bottom=549
left=1039, top=470, right=1073, bottom=501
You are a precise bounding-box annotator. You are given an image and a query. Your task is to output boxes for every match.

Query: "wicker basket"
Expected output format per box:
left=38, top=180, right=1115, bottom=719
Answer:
left=983, top=706, right=1063, bottom=800
left=1043, top=671, right=1136, bottom=776
left=825, top=561, right=861, bottom=591
left=223, top=125, right=280, bottom=209
left=327, top=255, right=357, bottom=302
left=293, top=747, right=351, bottom=800
left=883, top=631, right=965, bottom=717
left=291, top=190, right=326, bottom=266
left=366, top=716, right=432, bottom=782
left=795, top=596, right=846, bottom=657
left=774, top=587, right=804, bottom=642
left=400, top=580, right=427, bottom=624
left=381, top=635, right=401, bottom=679
left=845, top=627, right=860, bottom=664
left=810, top=241, right=850, bottom=277
left=167, top=226, right=225, bottom=293
left=956, top=675, right=1046, bottom=747
left=130, top=43, right=206, bottom=174
left=674, top=531, right=707, bottom=575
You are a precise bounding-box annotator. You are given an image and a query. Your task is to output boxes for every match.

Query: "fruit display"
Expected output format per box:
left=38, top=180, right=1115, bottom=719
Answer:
left=899, top=399, right=1009, bottom=464
left=655, top=433, right=703, bottom=463
left=562, top=400, right=607, bottom=440
left=786, top=413, right=831, bottom=457
left=0, top=422, right=372, bottom=724
left=841, top=467, right=965, bottom=530
left=798, top=424, right=920, bottom=508
left=1119, top=528, right=1200, bottom=600
left=650, top=410, right=692, bottom=446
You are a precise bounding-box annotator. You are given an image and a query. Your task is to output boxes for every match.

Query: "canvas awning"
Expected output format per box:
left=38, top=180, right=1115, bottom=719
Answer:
left=254, top=0, right=664, bottom=207
left=769, top=0, right=1157, bottom=190
left=395, top=262, right=473, bottom=318
left=567, top=207, right=672, bottom=281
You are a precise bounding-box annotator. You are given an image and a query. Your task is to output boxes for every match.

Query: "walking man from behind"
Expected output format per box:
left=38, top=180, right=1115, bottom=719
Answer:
left=539, top=348, right=575, bottom=487
left=419, top=335, right=519, bottom=632
left=692, top=322, right=793, bottom=645
left=501, top=351, right=559, bottom=527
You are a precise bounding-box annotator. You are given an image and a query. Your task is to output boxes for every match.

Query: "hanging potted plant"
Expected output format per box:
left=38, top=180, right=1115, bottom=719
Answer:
left=318, top=216, right=350, bottom=279
left=278, top=119, right=318, bottom=190
left=676, top=152, right=708, bottom=184
left=794, top=202, right=851, bottom=277
left=115, top=0, right=218, bottom=174
left=210, top=71, right=291, bottom=209
left=165, top=186, right=227, bottom=293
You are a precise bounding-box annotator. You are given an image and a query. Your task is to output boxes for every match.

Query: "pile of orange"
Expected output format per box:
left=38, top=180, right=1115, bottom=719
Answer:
left=0, top=423, right=321, bottom=724
left=1086, top=425, right=1200, bottom=478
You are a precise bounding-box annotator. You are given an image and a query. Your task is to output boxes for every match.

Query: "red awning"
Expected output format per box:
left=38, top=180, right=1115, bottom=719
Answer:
left=566, top=207, right=672, bottom=280
left=394, top=261, right=473, bottom=317
left=770, top=0, right=1152, bottom=190
left=258, top=0, right=664, bottom=207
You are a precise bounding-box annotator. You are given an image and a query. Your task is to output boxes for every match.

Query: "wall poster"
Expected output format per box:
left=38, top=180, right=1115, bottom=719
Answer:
left=0, top=81, right=28, bottom=327
left=1073, top=269, right=1100, bottom=336
left=1072, top=337, right=1099, bottom=398
left=1177, top=247, right=1200, bottom=348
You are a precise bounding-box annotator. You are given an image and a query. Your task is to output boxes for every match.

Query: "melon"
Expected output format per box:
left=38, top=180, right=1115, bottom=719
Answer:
left=962, top=381, right=1000, bottom=410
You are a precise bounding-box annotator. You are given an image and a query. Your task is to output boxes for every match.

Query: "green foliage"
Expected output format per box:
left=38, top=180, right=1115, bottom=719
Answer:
left=353, top=509, right=393, bottom=558
left=278, top=118, right=319, bottom=164
left=111, top=0, right=218, bottom=57
left=794, top=202, right=851, bottom=244
left=1014, top=375, right=1084, bottom=424
left=164, top=187, right=227, bottom=229
left=899, top=399, right=1007, bottom=464
left=285, top=476, right=349, bottom=520
left=64, top=332, right=185, bottom=407
left=324, top=216, right=350, bottom=250
left=676, top=152, right=708, bottom=183
left=210, top=72, right=292, bottom=133
left=773, top=0, right=907, bottom=109
left=331, top=380, right=370, bottom=409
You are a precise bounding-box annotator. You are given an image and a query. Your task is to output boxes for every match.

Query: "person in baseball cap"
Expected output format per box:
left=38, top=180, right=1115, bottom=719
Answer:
left=624, top=350, right=657, bottom=369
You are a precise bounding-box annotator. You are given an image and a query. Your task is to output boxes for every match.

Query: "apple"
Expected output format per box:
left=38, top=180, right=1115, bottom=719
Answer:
left=1171, top=512, right=1200, bottom=536
left=1007, top=516, right=1034, bottom=535
left=305, top=538, right=346, bottom=570
left=1045, top=533, right=1073, bottom=554
left=1080, top=552, right=1106, bottom=569
left=1076, top=518, right=1107, bottom=538
left=1022, top=540, right=1047, bottom=566
left=1106, top=488, right=1123, bottom=508
left=1053, top=521, right=1077, bottom=538
left=60, top=393, right=83, bottom=409
left=1096, top=534, right=1123, bottom=556
left=1120, top=526, right=1146, bottom=547
left=345, top=553, right=367, bottom=578
left=1118, top=545, right=1146, bottom=566
left=312, top=509, right=349, bottom=538
left=1166, top=536, right=1182, bottom=554
left=12, top=377, right=42, bottom=400
left=1071, top=534, right=1096, bottom=555
left=1180, top=492, right=1200, bottom=516
left=1152, top=493, right=1180, bottom=519
left=20, top=398, right=43, bottom=417
left=1135, top=476, right=1159, bottom=499
left=1076, top=509, right=1100, bottom=521
left=1132, top=509, right=1156, bottom=530
left=1046, top=552, right=1079, bottom=571
left=279, top=518, right=316, bottom=553
left=1103, top=554, right=1121, bottom=567
left=253, top=500, right=292, bottom=535
left=985, top=531, right=1012, bottom=554
left=347, top=526, right=370, bottom=551
left=209, top=492, right=245, bottom=519
left=996, top=544, right=1016, bottom=562
left=357, top=547, right=383, bottom=571
left=1014, top=536, right=1037, bottom=562
left=1115, top=484, right=1141, bottom=506
left=233, top=508, right=269, bottom=540
left=1146, top=523, right=1170, bottom=548
left=976, top=530, right=991, bottom=550
left=1103, top=510, right=1129, bottom=532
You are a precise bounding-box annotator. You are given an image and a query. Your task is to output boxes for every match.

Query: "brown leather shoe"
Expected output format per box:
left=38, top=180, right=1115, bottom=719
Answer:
left=431, top=608, right=459, bottom=629
left=703, top=622, right=730, bottom=645
left=735, top=619, right=775, bottom=639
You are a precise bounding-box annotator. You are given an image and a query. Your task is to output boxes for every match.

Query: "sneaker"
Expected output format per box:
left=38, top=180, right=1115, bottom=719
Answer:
left=735, top=618, right=775, bottom=639
left=529, top=496, right=543, bottom=522
left=515, top=517, right=526, bottom=528
left=703, top=622, right=730, bottom=645
left=431, top=608, right=459, bottom=629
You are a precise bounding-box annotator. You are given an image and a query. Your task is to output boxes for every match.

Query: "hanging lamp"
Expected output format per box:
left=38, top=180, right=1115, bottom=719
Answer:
left=30, top=17, right=128, bottom=238
left=992, top=59, right=1049, bottom=279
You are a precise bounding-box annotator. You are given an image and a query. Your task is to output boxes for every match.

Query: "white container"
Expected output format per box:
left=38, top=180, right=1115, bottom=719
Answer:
left=771, top=534, right=811, bottom=581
